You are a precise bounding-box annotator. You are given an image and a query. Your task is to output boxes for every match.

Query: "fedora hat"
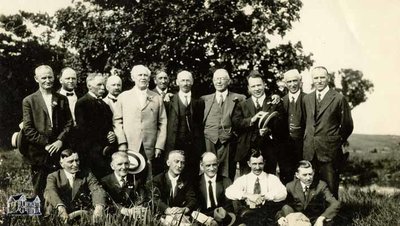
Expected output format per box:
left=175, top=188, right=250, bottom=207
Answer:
left=127, top=150, right=146, bottom=174
left=258, top=111, right=278, bottom=130
left=213, top=207, right=236, bottom=226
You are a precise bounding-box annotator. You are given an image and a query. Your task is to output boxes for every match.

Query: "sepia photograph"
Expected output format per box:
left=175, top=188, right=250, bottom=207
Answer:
left=0, top=0, right=399, bottom=225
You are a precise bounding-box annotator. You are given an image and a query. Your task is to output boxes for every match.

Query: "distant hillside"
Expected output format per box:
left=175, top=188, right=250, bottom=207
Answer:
left=348, top=134, right=400, bottom=151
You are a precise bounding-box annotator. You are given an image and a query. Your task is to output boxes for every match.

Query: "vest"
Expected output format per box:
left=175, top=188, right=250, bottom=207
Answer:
left=204, top=98, right=231, bottom=144
left=176, top=98, right=192, bottom=144
left=288, top=98, right=303, bottom=138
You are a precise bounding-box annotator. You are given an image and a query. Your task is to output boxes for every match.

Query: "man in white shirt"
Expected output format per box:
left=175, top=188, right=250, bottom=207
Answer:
left=103, top=75, right=122, bottom=113
left=58, top=67, right=78, bottom=124
left=225, top=149, right=286, bottom=226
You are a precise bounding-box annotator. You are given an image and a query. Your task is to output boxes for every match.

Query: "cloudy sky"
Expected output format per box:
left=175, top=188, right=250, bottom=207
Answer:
left=1, top=0, right=399, bottom=135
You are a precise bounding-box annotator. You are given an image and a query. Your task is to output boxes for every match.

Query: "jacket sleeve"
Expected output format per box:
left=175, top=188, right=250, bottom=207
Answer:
left=44, top=172, right=64, bottom=208
left=87, top=172, right=107, bottom=207
left=320, top=182, right=341, bottom=219
left=155, top=95, right=167, bottom=150
left=232, top=101, right=253, bottom=133
left=56, top=96, right=73, bottom=142
left=339, top=97, right=353, bottom=142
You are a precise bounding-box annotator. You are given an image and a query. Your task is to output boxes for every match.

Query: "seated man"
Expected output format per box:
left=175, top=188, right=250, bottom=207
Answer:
left=225, top=149, right=286, bottom=226
left=44, top=149, right=106, bottom=223
left=101, top=151, right=148, bottom=216
left=152, top=150, right=196, bottom=216
left=277, top=160, right=340, bottom=226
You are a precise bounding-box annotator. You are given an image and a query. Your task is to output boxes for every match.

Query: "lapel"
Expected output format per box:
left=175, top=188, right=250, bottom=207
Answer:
left=34, top=90, right=51, bottom=119
left=142, top=90, right=152, bottom=110
left=309, top=91, right=316, bottom=120
left=110, top=173, right=121, bottom=188
left=283, top=95, right=289, bottom=112
left=304, top=180, right=318, bottom=208
left=171, top=94, right=180, bottom=116
left=245, top=98, right=256, bottom=116
left=200, top=175, right=207, bottom=199
left=261, top=97, right=273, bottom=112
left=294, top=180, right=306, bottom=205
left=71, top=171, right=83, bottom=201
left=224, top=92, right=236, bottom=118
left=215, top=176, right=223, bottom=201
left=203, top=94, right=216, bottom=123
left=316, top=89, right=336, bottom=120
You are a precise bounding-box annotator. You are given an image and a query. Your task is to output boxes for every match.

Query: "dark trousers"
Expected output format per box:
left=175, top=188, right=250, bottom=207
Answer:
left=278, top=136, right=303, bottom=185
left=175, top=139, right=200, bottom=182
left=312, top=159, right=340, bottom=199
left=237, top=201, right=284, bottom=226
left=31, top=163, right=58, bottom=209
left=205, top=139, right=230, bottom=178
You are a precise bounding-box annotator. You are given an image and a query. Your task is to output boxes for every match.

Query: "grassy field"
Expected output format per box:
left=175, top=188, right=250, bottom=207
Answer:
left=1, top=133, right=399, bottom=225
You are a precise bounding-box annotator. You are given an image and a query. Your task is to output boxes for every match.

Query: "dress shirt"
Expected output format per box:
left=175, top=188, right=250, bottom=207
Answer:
left=114, top=172, right=127, bottom=188
left=300, top=181, right=310, bottom=192
left=178, top=91, right=191, bottom=106
left=168, top=172, right=180, bottom=197
left=316, top=86, right=329, bottom=101
left=251, top=94, right=266, bottom=108
left=215, top=90, right=228, bottom=105
left=64, top=170, right=75, bottom=188
left=204, top=174, right=218, bottom=208
left=156, top=87, right=168, bottom=96
left=134, top=87, right=148, bottom=108
left=288, top=90, right=301, bottom=103
left=59, top=88, right=77, bottom=123
left=225, top=172, right=286, bottom=202
left=40, top=91, right=53, bottom=127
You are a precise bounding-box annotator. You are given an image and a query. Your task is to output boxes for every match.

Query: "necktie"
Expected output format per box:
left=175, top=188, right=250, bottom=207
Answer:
left=290, top=96, right=296, bottom=110
left=254, top=177, right=261, bottom=194
left=304, top=186, right=309, bottom=197
left=66, top=92, right=74, bottom=96
left=317, top=93, right=322, bottom=103
left=183, top=95, right=189, bottom=106
left=121, top=177, right=127, bottom=188
left=219, top=94, right=224, bottom=107
left=108, top=96, right=117, bottom=103
left=255, top=98, right=261, bottom=112
left=208, top=180, right=217, bottom=208
left=161, top=91, right=166, bottom=98
left=69, top=175, right=75, bottom=188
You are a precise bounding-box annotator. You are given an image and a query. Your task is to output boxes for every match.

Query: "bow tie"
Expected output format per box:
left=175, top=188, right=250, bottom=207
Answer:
left=108, top=96, right=117, bottom=103
left=66, top=92, right=74, bottom=96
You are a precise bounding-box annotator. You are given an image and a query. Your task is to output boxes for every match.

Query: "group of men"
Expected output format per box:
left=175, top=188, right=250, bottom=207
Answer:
left=19, top=63, right=353, bottom=225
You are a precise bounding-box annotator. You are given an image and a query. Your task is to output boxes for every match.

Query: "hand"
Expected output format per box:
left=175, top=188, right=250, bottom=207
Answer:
left=259, top=128, right=271, bottom=136
left=57, top=205, right=69, bottom=223
left=313, top=216, right=325, bottom=226
left=107, top=131, right=116, bottom=144
left=271, top=94, right=281, bottom=104
left=250, top=111, right=265, bottom=125
left=245, top=193, right=264, bottom=204
left=45, top=140, right=63, bottom=156
left=118, top=143, right=128, bottom=152
left=206, top=218, right=218, bottom=226
left=278, top=217, right=288, bottom=226
left=155, top=148, right=162, bottom=158
left=163, top=93, right=174, bottom=102
left=92, top=205, right=104, bottom=223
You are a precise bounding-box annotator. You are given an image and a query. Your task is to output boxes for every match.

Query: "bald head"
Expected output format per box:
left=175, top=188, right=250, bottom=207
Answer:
left=60, top=67, right=77, bottom=91
left=106, top=75, right=122, bottom=97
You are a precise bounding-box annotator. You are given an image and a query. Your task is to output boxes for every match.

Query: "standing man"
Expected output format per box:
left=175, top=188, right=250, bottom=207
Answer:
left=164, top=70, right=205, bottom=179
left=75, top=73, right=116, bottom=178
left=22, top=65, right=73, bottom=204
left=201, top=69, right=246, bottom=179
left=277, top=161, right=340, bottom=226
left=114, top=65, right=167, bottom=176
left=232, top=70, right=288, bottom=175
left=58, top=67, right=78, bottom=125
left=225, top=149, right=286, bottom=226
left=280, top=69, right=306, bottom=184
left=303, top=66, right=353, bottom=198
left=103, top=75, right=122, bottom=113
left=152, top=69, right=170, bottom=99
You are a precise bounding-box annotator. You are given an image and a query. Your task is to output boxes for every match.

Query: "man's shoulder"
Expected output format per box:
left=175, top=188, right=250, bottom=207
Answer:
left=23, top=91, right=40, bottom=102
left=201, top=93, right=214, bottom=100
left=229, top=92, right=246, bottom=100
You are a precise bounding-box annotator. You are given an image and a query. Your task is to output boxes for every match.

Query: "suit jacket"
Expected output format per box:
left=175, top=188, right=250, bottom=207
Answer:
left=278, top=179, right=340, bottom=221
left=196, top=175, right=233, bottom=215
left=202, top=91, right=246, bottom=143
left=303, top=89, right=353, bottom=162
left=44, top=169, right=106, bottom=213
left=164, top=93, right=205, bottom=154
left=282, top=91, right=306, bottom=138
left=232, top=95, right=288, bottom=162
left=101, top=173, right=146, bottom=210
left=152, top=172, right=197, bottom=213
left=22, top=90, right=73, bottom=165
left=75, top=93, right=114, bottom=153
left=114, top=88, right=167, bottom=160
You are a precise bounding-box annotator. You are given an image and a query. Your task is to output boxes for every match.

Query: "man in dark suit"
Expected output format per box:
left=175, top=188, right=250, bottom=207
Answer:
left=152, top=69, right=170, bottom=99
left=197, top=152, right=233, bottom=218
left=58, top=67, right=79, bottom=125
left=152, top=150, right=197, bottom=216
left=303, top=66, right=353, bottom=198
left=101, top=151, right=147, bottom=216
left=281, top=69, right=307, bottom=184
left=22, top=65, right=73, bottom=204
left=232, top=71, right=288, bottom=175
left=75, top=73, right=116, bottom=178
left=44, top=149, right=106, bottom=223
left=201, top=69, right=246, bottom=179
left=164, top=70, right=205, bottom=179
left=277, top=161, right=340, bottom=226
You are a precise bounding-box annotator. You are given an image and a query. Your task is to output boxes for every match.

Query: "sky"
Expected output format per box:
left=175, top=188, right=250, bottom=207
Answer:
left=1, top=0, right=399, bottom=135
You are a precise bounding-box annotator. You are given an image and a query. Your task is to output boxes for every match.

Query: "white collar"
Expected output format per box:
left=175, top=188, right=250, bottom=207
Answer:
left=156, top=86, right=168, bottom=94
left=288, top=90, right=301, bottom=102
left=134, top=86, right=148, bottom=94
left=60, top=88, right=75, bottom=96
left=251, top=94, right=266, bottom=106
left=248, top=171, right=266, bottom=179
left=114, top=172, right=126, bottom=183
left=204, top=174, right=217, bottom=183
left=316, top=86, right=329, bottom=100
left=64, top=169, right=75, bottom=180
left=107, top=94, right=118, bottom=100
left=168, top=171, right=180, bottom=183
left=215, top=90, right=228, bottom=100
left=178, top=90, right=191, bottom=98
left=300, top=181, right=310, bottom=191
left=40, top=90, right=52, bottom=97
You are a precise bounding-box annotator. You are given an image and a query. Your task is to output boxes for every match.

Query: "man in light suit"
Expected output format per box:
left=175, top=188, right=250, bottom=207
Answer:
left=201, top=69, right=246, bottom=179
left=103, top=75, right=122, bottom=114
left=22, top=65, right=73, bottom=205
left=75, top=73, right=116, bottom=178
left=303, top=66, right=353, bottom=198
left=164, top=70, right=205, bottom=179
left=281, top=69, right=307, bottom=184
left=44, top=149, right=106, bottom=223
left=196, top=152, right=233, bottom=218
left=232, top=71, right=288, bottom=175
left=152, top=150, right=197, bottom=216
left=114, top=65, right=167, bottom=176
left=277, top=161, right=340, bottom=226
left=58, top=67, right=79, bottom=125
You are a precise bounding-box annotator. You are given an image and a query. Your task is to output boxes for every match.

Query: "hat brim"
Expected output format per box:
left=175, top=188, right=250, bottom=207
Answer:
left=127, top=150, right=146, bottom=174
left=11, top=132, right=19, bottom=148
left=259, top=111, right=278, bottom=129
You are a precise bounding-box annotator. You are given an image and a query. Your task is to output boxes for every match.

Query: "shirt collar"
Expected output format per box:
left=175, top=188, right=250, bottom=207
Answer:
left=134, top=86, right=148, bottom=94
left=204, top=174, right=217, bottom=183
left=316, top=86, right=329, bottom=100
left=168, top=172, right=180, bottom=183
left=60, top=88, right=75, bottom=96
left=288, top=90, right=301, bottom=102
left=114, top=172, right=126, bottom=183
left=107, top=94, right=118, bottom=100
left=39, top=89, right=52, bottom=97
left=249, top=171, right=266, bottom=179
left=216, top=90, right=228, bottom=100
left=64, top=169, right=75, bottom=179
left=178, top=90, right=191, bottom=98
left=156, top=86, right=168, bottom=94
left=300, top=181, right=309, bottom=191
left=251, top=94, right=266, bottom=106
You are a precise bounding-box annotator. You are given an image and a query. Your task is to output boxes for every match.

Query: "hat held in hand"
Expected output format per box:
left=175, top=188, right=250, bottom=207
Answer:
left=127, top=150, right=146, bottom=174
left=213, top=207, right=236, bottom=226
left=258, top=111, right=278, bottom=130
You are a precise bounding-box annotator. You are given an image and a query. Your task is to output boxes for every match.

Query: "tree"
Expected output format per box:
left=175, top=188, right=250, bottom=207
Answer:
left=54, top=0, right=313, bottom=95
